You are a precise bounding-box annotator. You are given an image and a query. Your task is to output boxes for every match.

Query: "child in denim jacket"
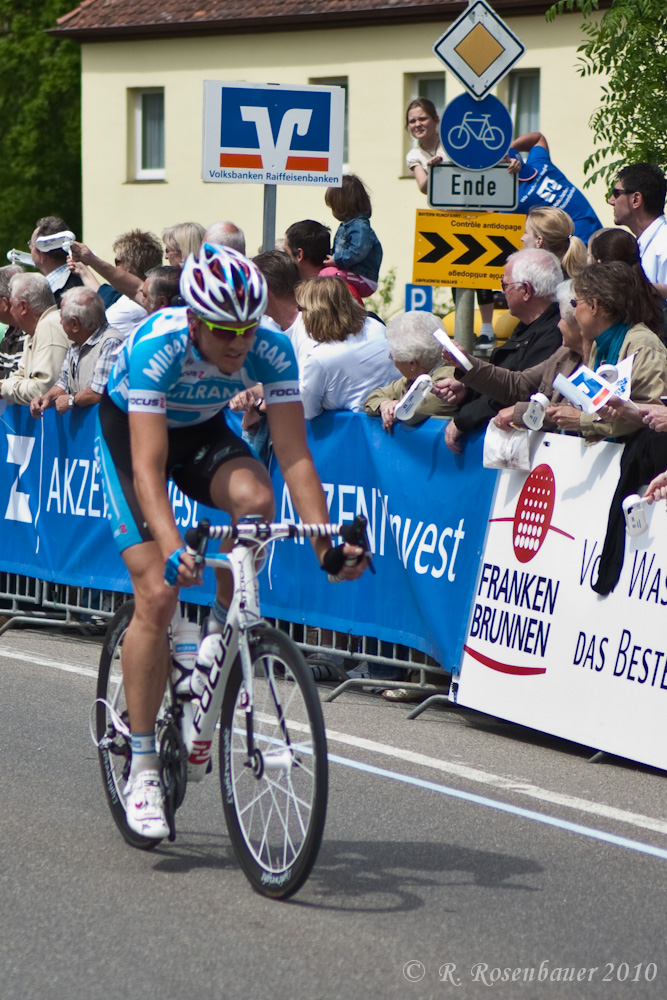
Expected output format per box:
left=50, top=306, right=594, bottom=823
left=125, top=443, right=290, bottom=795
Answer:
left=321, top=174, right=383, bottom=298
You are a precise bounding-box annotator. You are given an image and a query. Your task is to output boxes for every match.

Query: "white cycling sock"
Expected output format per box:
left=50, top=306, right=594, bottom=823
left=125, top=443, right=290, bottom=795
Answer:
left=207, top=599, right=228, bottom=634
left=479, top=322, right=495, bottom=339
left=129, top=731, right=159, bottom=780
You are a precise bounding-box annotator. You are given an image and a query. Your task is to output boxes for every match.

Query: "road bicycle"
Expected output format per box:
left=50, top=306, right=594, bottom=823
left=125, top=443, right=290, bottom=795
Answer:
left=92, top=514, right=369, bottom=899
left=447, top=111, right=506, bottom=151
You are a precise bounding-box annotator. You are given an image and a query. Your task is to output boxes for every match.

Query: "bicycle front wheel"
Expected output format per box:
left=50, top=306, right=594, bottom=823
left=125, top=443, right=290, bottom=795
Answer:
left=482, top=126, right=506, bottom=150
left=219, top=626, right=328, bottom=899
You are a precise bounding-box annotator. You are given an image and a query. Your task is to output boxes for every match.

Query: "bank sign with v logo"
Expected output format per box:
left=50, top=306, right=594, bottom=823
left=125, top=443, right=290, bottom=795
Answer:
left=202, top=81, right=344, bottom=186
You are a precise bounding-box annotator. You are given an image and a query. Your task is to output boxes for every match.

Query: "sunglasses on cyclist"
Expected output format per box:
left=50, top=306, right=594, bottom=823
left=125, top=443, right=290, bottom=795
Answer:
left=195, top=315, right=257, bottom=336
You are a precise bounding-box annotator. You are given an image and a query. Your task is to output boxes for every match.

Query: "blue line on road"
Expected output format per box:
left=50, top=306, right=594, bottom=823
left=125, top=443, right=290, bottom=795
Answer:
left=328, top=752, right=667, bottom=862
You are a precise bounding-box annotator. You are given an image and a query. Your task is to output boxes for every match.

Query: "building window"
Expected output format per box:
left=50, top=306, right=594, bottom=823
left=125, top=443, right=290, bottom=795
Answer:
left=310, top=76, right=348, bottom=166
left=132, top=88, right=164, bottom=180
left=508, top=71, right=540, bottom=136
left=409, top=73, right=446, bottom=120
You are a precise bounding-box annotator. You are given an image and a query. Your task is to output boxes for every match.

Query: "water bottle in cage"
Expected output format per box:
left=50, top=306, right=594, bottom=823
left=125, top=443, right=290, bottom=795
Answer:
left=170, top=611, right=200, bottom=697
left=190, top=633, right=220, bottom=699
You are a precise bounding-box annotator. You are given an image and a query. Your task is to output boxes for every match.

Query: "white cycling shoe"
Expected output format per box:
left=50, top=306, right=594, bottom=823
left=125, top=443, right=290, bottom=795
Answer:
left=124, top=770, right=170, bottom=839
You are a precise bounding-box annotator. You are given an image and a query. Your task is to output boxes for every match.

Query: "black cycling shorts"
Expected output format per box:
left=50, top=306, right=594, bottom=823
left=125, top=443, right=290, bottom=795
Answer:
left=96, top=392, right=253, bottom=551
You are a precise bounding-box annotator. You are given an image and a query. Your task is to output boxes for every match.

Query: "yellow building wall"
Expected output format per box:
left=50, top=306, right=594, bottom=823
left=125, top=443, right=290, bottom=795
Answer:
left=80, top=13, right=605, bottom=309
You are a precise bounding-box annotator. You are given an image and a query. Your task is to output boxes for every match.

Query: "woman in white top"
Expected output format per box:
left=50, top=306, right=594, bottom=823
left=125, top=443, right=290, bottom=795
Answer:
left=296, top=276, right=399, bottom=420
left=405, top=98, right=445, bottom=195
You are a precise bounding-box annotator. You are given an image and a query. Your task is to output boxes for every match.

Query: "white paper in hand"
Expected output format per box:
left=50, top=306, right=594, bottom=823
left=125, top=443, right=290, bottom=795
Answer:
left=553, top=353, right=635, bottom=414
left=431, top=329, right=472, bottom=372
left=394, top=374, right=433, bottom=421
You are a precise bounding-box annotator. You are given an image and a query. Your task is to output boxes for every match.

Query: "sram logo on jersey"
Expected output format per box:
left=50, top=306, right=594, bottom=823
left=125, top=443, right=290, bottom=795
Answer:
left=128, top=392, right=166, bottom=411
left=252, top=338, right=293, bottom=374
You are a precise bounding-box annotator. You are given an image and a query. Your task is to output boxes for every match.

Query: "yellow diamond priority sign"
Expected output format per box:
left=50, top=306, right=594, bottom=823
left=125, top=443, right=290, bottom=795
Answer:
left=412, top=209, right=524, bottom=289
left=433, top=0, right=525, bottom=99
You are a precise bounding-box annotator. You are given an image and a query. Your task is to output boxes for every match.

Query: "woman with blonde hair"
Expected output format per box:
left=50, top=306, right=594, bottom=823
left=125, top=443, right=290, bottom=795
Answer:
left=162, top=221, right=206, bottom=267
left=295, top=276, right=398, bottom=419
left=520, top=206, right=587, bottom=277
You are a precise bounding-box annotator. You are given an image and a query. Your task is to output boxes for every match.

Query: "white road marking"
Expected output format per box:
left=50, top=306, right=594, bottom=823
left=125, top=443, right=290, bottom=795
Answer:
left=5, top=645, right=667, bottom=841
left=259, top=716, right=667, bottom=838
left=0, top=646, right=98, bottom=678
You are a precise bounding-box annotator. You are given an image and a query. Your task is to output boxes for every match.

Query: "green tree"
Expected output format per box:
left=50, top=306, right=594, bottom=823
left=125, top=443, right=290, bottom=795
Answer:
left=0, top=1, right=81, bottom=253
left=546, top=0, right=667, bottom=188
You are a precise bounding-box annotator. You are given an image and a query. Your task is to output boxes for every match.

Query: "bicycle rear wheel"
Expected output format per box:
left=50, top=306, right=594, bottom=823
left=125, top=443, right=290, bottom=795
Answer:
left=219, top=626, right=328, bottom=899
left=447, top=124, right=470, bottom=149
left=95, top=600, right=163, bottom=850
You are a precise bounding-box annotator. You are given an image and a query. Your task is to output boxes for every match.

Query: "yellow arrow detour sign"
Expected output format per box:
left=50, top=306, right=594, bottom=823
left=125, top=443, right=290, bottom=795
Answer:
left=413, top=209, right=525, bottom=288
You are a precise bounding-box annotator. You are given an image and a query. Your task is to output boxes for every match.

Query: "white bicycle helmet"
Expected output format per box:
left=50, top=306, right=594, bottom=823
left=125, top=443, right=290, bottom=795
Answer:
left=179, top=243, right=267, bottom=327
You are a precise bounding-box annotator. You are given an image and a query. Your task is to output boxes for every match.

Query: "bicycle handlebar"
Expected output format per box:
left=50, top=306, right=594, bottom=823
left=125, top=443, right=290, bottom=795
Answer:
left=184, top=514, right=375, bottom=579
left=185, top=518, right=341, bottom=547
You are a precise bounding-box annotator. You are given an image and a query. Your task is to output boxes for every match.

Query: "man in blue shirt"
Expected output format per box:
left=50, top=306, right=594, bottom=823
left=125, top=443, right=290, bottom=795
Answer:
left=97, top=244, right=366, bottom=839
left=508, top=132, right=602, bottom=244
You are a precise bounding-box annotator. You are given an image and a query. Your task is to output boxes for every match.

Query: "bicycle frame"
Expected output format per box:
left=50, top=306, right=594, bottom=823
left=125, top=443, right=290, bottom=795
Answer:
left=460, top=111, right=492, bottom=139
left=179, top=521, right=341, bottom=782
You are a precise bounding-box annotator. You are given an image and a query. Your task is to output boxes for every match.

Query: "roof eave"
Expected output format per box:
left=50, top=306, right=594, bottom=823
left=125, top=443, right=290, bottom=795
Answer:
left=49, top=2, right=558, bottom=43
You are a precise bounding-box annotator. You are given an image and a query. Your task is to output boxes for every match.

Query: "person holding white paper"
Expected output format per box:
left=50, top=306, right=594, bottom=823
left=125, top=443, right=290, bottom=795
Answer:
left=433, top=249, right=563, bottom=453
left=363, top=311, right=456, bottom=432
left=547, top=262, right=667, bottom=441
left=439, top=282, right=584, bottom=433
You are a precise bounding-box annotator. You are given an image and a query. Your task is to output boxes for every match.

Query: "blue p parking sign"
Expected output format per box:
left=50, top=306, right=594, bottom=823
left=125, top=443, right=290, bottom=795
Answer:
left=405, top=284, right=433, bottom=312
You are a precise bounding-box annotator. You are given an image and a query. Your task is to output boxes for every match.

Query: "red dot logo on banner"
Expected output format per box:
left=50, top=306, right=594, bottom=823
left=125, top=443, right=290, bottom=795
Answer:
left=512, top=464, right=555, bottom=564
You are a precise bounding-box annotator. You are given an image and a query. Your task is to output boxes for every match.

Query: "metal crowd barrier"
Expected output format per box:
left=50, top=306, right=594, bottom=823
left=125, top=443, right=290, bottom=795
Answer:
left=0, top=572, right=450, bottom=700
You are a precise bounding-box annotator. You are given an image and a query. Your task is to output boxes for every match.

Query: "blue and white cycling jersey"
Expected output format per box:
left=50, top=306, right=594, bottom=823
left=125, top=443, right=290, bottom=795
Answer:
left=106, top=307, right=300, bottom=427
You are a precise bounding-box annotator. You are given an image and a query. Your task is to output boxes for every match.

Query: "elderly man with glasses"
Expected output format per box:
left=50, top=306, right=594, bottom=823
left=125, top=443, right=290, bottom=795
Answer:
left=434, top=248, right=564, bottom=454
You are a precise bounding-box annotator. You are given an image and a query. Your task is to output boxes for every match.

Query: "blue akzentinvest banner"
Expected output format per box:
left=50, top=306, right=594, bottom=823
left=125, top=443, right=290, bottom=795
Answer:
left=0, top=406, right=497, bottom=670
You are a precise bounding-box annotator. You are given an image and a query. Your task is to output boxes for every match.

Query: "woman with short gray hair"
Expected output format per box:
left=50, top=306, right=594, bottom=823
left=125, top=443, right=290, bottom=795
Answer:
left=364, top=311, right=457, bottom=432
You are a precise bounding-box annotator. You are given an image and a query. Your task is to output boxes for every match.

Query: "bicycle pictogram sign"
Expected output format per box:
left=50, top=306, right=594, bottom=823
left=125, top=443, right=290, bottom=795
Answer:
left=447, top=111, right=506, bottom=152
left=441, top=93, right=513, bottom=171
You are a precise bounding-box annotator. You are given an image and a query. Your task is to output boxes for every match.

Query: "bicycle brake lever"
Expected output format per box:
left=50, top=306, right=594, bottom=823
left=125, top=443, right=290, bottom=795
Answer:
left=340, top=515, right=375, bottom=574
left=184, top=519, right=210, bottom=570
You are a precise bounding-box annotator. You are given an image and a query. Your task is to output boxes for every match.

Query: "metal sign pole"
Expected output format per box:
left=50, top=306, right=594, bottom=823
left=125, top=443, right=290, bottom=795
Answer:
left=262, top=184, right=277, bottom=253
left=454, top=288, right=475, bottom=353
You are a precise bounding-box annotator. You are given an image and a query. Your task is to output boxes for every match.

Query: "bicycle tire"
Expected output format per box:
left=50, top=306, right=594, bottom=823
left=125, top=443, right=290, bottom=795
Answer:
left=219, top=626, right=328, bottom=899
left=482, top=126, right=506, bottom=150
left=447, top=125, right=470, bottom=150
left=96, top=600, right=163, bottom=851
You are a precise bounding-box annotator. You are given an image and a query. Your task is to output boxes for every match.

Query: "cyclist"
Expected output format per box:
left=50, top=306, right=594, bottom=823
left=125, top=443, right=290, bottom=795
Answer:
left=96, top=244, right=367, bottom=838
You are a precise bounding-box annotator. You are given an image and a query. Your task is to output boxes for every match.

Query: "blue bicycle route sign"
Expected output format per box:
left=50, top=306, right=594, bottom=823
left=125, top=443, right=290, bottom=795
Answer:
left=440, top=93, right=513, bottom=172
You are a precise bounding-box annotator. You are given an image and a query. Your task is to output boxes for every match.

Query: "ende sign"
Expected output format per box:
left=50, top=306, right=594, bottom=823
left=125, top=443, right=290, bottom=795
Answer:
left=429, top=163, right=517, bottom=210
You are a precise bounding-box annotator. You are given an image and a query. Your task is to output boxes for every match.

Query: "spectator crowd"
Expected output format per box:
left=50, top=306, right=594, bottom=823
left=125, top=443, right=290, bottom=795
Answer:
left=4, top=142, right=667, bottom=699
